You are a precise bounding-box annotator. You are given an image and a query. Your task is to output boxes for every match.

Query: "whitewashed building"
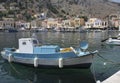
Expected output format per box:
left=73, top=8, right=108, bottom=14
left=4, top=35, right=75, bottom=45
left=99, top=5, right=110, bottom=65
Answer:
left=31, top=21, right=37, bottom=29
left=85, top=18, right=108, bottom=29
left=16, top=21, right=30, bottom=29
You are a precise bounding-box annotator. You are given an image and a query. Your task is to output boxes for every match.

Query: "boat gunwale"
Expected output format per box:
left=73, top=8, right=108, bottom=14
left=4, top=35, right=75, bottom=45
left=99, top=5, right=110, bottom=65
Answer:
left=2, top=50, right=95, bottom=59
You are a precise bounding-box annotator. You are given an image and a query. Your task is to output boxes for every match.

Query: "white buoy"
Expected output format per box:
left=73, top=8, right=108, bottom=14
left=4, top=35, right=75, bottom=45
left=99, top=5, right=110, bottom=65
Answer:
left=96, top=80, right=101, bottom=83
left=104, top=62, right=107, bottom=65
left=1, top=51, right=5, bottom=55
left=8, top=54, right=13, bottom=62
left=59, top=58, right=63, bottom=68
left=34, top=57, right=38, bottom=67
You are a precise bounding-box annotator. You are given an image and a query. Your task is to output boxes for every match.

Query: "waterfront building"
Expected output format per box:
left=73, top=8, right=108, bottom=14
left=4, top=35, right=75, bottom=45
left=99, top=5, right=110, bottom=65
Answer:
left=10, top=2, right=19, bottom=10
left=109, top=14, right=119, bottom=28
left=35, top=20, right=43, bottom=28
left=112, top=19, right=119, bottom=28
left=42, top=20, right=47, bottom=28
left=38, top=17, right=85, bottom=31
left=42, top=18, right=62, bottom=31
left=46, top=18, right=58, bottom=29
left=62, top=19, right=71, bottom=28
left=31, top=21, right=37, bottom=29
left=84, top=18, right=108, bottom=29
left=15, top=21, right=30, bottom=30
left=33, top=12, right=46, bottom=20
left=0, top=21, right=3, bottom=29
left=15, top=21, right=21, bottom=29
left=62, top=18, right=85, bottom=28
left=0, top=18, right=15, bottom=29
left=0, top=4, right=6, bottom=12
left=74, top=18, right=85, bottom=28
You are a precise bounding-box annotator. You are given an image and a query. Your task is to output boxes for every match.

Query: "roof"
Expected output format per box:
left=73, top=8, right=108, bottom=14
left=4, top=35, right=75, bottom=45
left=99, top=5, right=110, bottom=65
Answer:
left=40, top=45, right=59, bottom=48
left=19, top=38, right=37, bottom=41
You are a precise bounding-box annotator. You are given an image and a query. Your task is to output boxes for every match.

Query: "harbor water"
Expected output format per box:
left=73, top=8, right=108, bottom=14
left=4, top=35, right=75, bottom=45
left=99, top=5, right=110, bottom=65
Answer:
left=0, top=31, right=120, bottom=83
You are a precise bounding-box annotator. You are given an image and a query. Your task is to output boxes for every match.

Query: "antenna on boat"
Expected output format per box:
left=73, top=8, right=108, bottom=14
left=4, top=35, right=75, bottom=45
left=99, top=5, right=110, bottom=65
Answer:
left=31, top=33, right=43, bottom=45
left=31, top=33, right=37, bottom=39
left=79, top=41, right=89, bottom=51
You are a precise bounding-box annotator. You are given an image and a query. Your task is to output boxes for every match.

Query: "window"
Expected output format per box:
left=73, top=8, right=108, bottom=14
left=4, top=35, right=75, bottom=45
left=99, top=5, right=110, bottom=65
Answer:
left=33, top=40, right=38, bottom=44
left=22, top=42, right=26, bottom=45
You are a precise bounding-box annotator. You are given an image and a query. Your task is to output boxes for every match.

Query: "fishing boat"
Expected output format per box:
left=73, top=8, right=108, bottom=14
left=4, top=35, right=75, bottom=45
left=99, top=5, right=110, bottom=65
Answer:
left=102, top=33, right=120, bottom=45
left=1, top=36, right=98, bottom=68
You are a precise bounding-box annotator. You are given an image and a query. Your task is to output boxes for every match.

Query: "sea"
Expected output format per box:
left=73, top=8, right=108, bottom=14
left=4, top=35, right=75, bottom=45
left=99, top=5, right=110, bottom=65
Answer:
left=0, top=31, right=120, bottom=83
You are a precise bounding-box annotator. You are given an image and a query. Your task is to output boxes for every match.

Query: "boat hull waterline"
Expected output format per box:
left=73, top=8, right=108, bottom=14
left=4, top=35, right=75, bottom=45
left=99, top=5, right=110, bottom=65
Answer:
left=1, top=50, right=97, bottom=68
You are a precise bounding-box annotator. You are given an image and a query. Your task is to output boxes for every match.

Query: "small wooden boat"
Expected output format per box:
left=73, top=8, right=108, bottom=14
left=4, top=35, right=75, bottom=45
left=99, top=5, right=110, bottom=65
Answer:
left=1, top=36, right=98, bottom=68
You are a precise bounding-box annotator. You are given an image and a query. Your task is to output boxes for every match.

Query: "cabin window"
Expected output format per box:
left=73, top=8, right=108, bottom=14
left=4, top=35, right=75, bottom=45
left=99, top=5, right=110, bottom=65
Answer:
left=22, top=42, right=26, bottom=45
left=33, top=40, right=38, bottom=44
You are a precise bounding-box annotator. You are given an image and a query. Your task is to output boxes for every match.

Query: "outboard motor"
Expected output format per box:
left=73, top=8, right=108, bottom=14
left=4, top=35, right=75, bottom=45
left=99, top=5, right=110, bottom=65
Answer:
left=80, top=41, right=89, bottom=52
left=77, top=41, right=89, bottom=56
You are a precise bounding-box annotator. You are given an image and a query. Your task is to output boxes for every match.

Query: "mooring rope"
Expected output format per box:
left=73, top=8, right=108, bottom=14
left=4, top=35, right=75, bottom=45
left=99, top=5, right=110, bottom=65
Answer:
left=91, top=53, right=97, bottom=82
left=9, top=63, right=33, bottom=83
left=9, top=63, right=21, bottom=74
left=97, top=53, right=120, bottom=65
left=91, top=52, right=120, bottom=83
left=92, top=59, right=97, bottom=82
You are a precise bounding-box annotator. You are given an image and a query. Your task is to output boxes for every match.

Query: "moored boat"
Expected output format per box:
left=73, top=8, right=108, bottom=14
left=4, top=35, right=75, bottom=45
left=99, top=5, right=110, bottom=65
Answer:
left=105, top=37, right=120, bottom=45
left=102, top=25, right=120, bottom=45
left=1, top=36, right=98, bottom=68
left=102, top=34, right=120, bottom=45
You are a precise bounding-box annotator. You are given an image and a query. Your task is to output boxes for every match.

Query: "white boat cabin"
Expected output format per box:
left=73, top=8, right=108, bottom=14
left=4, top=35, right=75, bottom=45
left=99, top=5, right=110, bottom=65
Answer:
left=18, top=38, right=60, bottom=54
left=19, top=38, right=39, bottom=53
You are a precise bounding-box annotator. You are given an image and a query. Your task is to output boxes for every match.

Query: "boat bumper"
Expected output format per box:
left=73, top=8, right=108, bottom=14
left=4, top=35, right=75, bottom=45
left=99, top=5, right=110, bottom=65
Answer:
left=1, top=51, right=5, bottom=55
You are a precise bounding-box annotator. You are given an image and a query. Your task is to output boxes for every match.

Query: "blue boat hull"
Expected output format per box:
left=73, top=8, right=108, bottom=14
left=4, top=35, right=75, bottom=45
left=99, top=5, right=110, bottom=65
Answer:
left=1, top=50, right=94, bottom=69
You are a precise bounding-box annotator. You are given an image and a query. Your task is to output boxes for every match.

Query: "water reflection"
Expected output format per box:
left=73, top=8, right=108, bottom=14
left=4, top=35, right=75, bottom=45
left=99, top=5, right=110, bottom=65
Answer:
left=91, top=45, right=120, bottom=81
left=0, top=32, right=96, bottom=83
left=1, top=31, right=120, bottom=82
left=1, top=62, right=95, bottom=83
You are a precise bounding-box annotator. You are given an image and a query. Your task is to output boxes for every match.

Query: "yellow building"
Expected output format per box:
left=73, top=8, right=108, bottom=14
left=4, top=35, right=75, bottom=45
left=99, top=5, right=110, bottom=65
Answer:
left=0, top=18, right=15, bottom=29
left=42, top=18, right=62, bottom=29
left=41, top=17, right=85, bottom=30
left=47, top=18, right=58, bottom=28
left=63, top=19, right=71, bottom=28
left=74, top=18, right=85, bottom=27
left=63, top=18, right=85, bottom=28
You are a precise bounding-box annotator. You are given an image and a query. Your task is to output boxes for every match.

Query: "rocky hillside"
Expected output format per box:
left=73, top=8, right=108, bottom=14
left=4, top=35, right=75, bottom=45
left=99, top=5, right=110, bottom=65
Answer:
left=49, top=0, right=120, bottom=18
left=0, top=0, right=120, bottom=21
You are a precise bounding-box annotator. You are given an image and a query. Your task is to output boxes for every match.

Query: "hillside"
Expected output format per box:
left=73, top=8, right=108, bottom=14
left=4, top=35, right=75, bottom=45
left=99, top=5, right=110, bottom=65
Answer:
left=0, top=0, right=120, bottom=21
left=49, top=0, right=120, bottom=18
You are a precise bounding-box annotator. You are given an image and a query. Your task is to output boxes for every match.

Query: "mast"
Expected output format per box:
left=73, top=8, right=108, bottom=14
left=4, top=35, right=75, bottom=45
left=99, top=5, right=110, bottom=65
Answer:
left=107, top=15, right=110, bottom=37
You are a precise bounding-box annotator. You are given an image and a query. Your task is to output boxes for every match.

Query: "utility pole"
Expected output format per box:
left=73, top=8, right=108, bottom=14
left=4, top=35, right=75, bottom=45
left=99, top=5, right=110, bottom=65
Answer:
left=118, top=12, right=120, bottom=31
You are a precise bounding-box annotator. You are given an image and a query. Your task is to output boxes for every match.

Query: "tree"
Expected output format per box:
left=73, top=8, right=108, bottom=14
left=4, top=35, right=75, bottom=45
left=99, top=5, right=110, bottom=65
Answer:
left=79, top=16, right=88, bottom=22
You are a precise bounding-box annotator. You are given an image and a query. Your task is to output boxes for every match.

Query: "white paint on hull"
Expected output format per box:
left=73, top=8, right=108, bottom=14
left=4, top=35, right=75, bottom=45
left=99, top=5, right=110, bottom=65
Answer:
left=1, top=53, right=93, bottom=68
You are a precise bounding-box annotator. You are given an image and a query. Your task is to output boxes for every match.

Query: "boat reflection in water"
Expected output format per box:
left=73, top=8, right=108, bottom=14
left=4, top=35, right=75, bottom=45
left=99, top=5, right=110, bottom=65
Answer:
left=1, top=62, right=95, bottom=83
